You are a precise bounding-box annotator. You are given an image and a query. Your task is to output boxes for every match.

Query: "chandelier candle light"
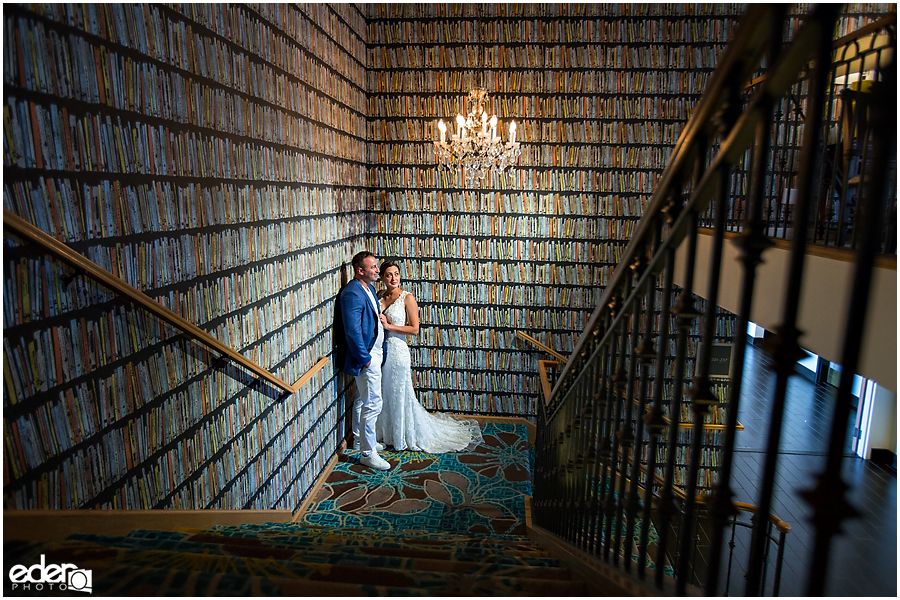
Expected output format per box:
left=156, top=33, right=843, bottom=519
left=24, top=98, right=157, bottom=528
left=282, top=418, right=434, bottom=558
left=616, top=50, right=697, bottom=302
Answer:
left=433, top=88, right=522, bottom=183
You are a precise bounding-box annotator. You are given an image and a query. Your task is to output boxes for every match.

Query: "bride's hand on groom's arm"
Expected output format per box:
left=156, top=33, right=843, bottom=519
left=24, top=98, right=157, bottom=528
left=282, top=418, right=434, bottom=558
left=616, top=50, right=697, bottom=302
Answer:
left=379, top=313, right=392, bottom=330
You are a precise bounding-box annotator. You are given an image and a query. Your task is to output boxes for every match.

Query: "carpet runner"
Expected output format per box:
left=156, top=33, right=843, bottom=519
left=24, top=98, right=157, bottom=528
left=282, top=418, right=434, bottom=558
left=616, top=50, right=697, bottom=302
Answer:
left=3, top=421, right=587, bottom=595
left=2, top=421, right=663, bottom=594
left=300, top=422, right=533, bottom=537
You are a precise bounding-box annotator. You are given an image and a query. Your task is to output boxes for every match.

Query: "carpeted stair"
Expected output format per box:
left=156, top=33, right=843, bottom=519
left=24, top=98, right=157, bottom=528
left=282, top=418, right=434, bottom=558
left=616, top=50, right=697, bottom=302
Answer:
left=4, top=522, right=585, bottom=595
left=4, top=423, right=594, bottom=595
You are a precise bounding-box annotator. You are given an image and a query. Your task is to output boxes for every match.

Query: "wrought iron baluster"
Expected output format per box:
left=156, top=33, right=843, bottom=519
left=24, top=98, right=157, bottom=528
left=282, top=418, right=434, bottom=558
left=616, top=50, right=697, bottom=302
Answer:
left=622, top=255, right=650, bottom=576
left=612, top=276, right=636, bottom=568
left=578, top=351, right=602, bottom=552
left=746, top=7, right=839, bottom=594
left=656, top=208, right=700, bottom=588
left=800, top=34, right=895, bottom=599
left=565, top=374, right=589, bottom=543
left=589, top=313, right=615, bottom=557
left=602, top=296, right=627, bottom=563
left=701, top=83, right=745, bottom=596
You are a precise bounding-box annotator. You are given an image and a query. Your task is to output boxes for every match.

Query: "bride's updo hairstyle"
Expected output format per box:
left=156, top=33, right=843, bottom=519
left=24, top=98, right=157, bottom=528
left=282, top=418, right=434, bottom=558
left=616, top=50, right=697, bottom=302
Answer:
left=380, top=260, right=400, bottom=279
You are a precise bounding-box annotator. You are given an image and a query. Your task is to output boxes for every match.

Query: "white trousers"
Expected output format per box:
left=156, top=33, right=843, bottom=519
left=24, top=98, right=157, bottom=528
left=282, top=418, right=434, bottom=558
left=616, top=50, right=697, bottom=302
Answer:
left=352, top=347, right=383, bottom=456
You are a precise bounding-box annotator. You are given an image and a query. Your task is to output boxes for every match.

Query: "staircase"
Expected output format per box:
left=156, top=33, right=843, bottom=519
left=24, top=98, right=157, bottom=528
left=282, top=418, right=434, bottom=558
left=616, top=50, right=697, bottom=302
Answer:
left=4, top=523, right=585, bottom=595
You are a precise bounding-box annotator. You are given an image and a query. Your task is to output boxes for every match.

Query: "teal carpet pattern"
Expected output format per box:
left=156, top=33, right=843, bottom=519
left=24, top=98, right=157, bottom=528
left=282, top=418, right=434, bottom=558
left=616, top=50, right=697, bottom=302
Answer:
left=299, top=422, right=532, bottom=537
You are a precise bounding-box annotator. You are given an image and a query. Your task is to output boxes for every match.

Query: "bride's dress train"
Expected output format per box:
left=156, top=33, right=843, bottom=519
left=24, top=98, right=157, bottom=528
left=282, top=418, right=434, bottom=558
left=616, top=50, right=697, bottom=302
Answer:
left=377, top=291, right=483, bottom=452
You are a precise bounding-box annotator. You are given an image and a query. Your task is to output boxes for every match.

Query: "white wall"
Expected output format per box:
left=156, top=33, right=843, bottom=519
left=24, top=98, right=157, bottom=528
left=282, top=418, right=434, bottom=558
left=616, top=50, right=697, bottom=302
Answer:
left=859, top=383, right=897, bottom=459
left=675, top=232, right=897, bottom=393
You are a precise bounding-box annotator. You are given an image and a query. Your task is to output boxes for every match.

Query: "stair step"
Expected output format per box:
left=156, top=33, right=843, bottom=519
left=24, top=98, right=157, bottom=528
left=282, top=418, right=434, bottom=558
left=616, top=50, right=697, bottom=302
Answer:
left=218, top=522, right=535, bottom=542
left=68, top=533, right=571, bottom=580
left=198, top=523, right=545, bottom=550
left=5, top=539, right=584, bottom=595
left=122, top=530, right=558, bottom=566
left=129, top=528, right=549, bottom=556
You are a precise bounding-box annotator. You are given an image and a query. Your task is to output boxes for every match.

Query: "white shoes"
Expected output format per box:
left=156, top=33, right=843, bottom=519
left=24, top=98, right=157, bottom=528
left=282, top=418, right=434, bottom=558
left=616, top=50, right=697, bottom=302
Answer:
left=360, top=453, right=391, bottom=471
left=352, top=440, right=385, bottom=452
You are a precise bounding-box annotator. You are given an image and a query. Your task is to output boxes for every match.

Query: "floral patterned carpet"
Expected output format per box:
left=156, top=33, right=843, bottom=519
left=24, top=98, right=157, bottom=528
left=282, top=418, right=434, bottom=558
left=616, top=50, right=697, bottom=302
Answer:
left=299, top=422, right=533, bottom=537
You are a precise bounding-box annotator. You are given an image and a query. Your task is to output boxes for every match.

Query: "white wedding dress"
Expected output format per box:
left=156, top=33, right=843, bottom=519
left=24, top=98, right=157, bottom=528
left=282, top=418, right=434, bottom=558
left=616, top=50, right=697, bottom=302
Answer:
left=377, top=291, right=484, bottom=453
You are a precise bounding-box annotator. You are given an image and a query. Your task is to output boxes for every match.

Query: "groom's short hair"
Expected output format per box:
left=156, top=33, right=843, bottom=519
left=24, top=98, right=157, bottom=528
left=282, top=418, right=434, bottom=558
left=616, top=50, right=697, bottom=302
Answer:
left=352, top=251, right=375, bottom=273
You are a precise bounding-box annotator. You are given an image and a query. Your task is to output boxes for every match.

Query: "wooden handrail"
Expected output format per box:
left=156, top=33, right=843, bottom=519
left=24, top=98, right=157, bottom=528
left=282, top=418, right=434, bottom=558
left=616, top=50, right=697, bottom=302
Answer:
left=537, top=360, right=559, bottom=407
left=4, top=208, right=327, bottom=395
left=516, top=330, right=568, bottom=363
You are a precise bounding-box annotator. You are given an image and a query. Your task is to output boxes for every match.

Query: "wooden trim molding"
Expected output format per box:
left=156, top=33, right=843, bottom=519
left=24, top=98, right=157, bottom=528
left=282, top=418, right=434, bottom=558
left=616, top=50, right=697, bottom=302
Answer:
left=3, top=509, right=292, bottom=543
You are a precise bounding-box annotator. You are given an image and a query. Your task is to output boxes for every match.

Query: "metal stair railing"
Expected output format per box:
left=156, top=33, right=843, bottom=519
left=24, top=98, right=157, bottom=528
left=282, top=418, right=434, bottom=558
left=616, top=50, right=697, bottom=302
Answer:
left=532, top=4, right=895, bottom=596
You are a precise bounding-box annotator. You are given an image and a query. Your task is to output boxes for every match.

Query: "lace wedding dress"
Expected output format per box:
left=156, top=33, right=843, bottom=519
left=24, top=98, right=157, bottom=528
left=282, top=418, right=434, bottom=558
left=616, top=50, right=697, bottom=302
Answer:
left=377, top=291, right=484, bottom=452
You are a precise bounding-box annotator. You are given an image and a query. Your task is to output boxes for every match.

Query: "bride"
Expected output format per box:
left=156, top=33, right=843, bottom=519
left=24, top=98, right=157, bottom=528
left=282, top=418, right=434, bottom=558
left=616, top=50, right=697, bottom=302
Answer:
left=376, top=261, right=483, bottom=453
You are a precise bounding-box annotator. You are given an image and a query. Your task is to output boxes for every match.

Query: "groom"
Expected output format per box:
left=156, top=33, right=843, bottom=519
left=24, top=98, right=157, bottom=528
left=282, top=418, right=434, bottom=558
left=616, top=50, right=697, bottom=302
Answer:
left=336, top=251, right=392, bottom=471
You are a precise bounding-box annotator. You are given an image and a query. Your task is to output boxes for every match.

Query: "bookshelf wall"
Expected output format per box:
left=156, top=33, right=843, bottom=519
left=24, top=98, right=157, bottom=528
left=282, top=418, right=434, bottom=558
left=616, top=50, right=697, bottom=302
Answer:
left=2, top=3, right=370, bottom=510
left=364, top=3, right=743, bottom=416
left=5, top=2, right=893, bottom=511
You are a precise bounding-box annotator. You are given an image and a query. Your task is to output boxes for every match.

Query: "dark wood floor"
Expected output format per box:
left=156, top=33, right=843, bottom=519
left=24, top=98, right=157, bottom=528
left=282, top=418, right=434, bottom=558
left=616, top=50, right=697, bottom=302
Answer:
left=724, top=342, right=897, bottom=597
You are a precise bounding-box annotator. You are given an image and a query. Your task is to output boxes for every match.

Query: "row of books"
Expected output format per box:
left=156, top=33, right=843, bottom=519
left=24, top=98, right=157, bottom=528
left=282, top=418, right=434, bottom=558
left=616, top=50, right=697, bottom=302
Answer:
left=372, top=189, right=647, bottom=217
left=5, top=98, right=367, bottom=178
left=367, top=93, right=699, bottom=121
left=417, top=389, right=537, bottom=415
left=4, top=283, right=332, bottom=415
left=4, top=302, right=171, bottom=401
left=25, top=3, right=366, bottom=107
left=207, top=302, right=332, bottom=374
left=6, top=349, right=334, bottom=509
left=655, top=445, right=722, bottom=467
left=7, top=16, right=367, bottom=128
left=416, top=327, right=577, bottom=355
left=370, top=68, right=714, bottom=96
left=375, top=212, right=638, bottom=241
left=368, top=16, right=737, bottom=45
left=155, top=268, right=341, bottom=335
left=410, top=347, right=547, bottom=372
left=366, top=3, right=743, bottom=19
left=217, top=420, right=337, bottom=510
left=3, top=252, right=114, bottom=328
left=73, top=224, right=349, bottom=292
left=5, top=181, right=366, bottom=256
left=370, top=118, right=683, bottom=147
left=177, top=4, right=366, bottom=88
left=54, top=372, right=333, bottom=510
left=412, top=304, right=588, bottom=331
left=368, top=165, right=659, bottom=193
left=374, top=235, right=628, bottom=264
left=672, top=393, right=731, bottom=425
left=399, top=280, right=599, bottom=308
left=186, top=2, right=367, bottom=85
left=291, top=4, right=366, bottom=56
left=369, top=43, right=725, bottom=71
left=372, top=142, right=675, bottom=170
left=5, top=179, right=367, bottom=243
left=233, top=414, right=340, bottom=511
left=375, top=256, right=612, bottom=288
left=4, top=237, right=349, bottom=329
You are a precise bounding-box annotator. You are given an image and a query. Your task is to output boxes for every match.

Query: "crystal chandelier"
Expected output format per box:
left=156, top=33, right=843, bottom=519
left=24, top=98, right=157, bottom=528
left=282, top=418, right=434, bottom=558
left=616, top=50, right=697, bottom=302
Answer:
left=432, top=88, right=522, bottom=183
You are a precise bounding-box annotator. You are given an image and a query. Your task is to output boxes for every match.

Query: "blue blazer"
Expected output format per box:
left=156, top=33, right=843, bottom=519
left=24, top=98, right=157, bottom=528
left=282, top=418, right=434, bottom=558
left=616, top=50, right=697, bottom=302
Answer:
left=335, top=279, right=386, bottom=376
